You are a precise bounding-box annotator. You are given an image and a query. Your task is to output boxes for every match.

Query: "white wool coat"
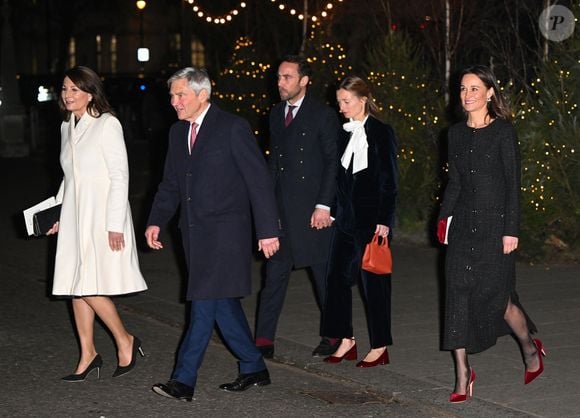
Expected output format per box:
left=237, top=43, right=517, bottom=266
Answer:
left=52, top=112, right=147, bottom=296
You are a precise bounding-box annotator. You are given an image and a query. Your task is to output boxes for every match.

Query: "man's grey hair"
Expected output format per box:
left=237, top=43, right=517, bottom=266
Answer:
left=167, top=67, right=212, bottom=97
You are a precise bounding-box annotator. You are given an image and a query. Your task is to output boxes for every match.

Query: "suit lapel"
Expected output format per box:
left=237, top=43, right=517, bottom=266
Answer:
left=284, top=95, right=309, bottom=130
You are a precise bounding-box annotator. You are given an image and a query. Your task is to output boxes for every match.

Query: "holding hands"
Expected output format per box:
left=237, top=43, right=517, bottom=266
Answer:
left=310, top=208, right=332, bottom=230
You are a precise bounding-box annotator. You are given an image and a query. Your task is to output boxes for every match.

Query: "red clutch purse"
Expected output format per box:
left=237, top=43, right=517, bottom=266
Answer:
left=362, top=233, right=392, bottom=275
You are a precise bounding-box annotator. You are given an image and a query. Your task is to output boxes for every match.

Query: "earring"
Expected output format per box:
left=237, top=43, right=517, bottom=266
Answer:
left=486, top=97, right=491, bottom=102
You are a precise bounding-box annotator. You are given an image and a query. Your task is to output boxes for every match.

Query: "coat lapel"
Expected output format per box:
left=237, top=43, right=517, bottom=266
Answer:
left=71, top=113, right=94, bottom=144
left=192, top=104, right=218, bottom=155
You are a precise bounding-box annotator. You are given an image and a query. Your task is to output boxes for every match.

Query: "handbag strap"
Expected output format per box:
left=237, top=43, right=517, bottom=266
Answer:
left=372, top=232, right=389, bottom=248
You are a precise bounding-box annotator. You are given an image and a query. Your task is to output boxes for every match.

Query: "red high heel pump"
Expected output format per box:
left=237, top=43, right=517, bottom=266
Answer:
left=323, top=343, right=357, bottom=363
left=356, top=348, right=389, bottom=368
left=449, top=368, right=476, bottom=403
left=524, top=339, right=546, bottom=385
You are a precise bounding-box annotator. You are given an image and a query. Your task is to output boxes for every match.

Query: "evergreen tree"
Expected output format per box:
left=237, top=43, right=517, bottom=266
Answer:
left=365, top=31, right=446, bottom=234
left=213, top=36, right=273, bottom=141
left=515, top=5, right=579, bottom=260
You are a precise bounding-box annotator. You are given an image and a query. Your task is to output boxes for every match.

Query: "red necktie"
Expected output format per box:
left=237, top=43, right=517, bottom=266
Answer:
left=189, top=122, right=198, bottom=154
left=284, top=105, right=296, bottom=127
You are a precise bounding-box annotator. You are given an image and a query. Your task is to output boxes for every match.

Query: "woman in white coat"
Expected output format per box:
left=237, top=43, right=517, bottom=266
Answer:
left=47, top=66, right=147, bottom=381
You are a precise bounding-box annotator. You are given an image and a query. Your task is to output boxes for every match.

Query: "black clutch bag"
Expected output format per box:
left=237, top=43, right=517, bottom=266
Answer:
left=33, top=204, right=62, bottom=236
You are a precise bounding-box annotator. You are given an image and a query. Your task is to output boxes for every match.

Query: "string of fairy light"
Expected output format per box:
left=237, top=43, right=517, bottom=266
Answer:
left=182, top=0, right=343, bottom=26
left=211, top=16, right=576, bottom=218
left=515, top=64, right=577, bottom=214
left=214, top=37, right=271, bottom=120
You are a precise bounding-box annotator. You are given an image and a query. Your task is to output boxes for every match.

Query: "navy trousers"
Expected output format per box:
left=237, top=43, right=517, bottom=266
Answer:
left=172, top=298, right=266, bottom=388
left=256, top=259, right=327, bottom=341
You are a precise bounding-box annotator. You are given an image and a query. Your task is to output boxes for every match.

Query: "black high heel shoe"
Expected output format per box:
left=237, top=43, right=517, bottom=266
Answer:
left=112, top=336, right=144, bottom=378
left=62, top=354, right=103, bottom=382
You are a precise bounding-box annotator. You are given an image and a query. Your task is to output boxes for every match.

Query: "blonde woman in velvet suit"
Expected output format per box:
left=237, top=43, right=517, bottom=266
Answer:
left=321, top=75, right=398, bottom=368
left=47, top=66, right=147, bottom=382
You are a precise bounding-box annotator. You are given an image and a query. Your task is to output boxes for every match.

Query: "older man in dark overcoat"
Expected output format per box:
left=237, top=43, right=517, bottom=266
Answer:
left=255, top=55, right=340, bottom=358
left=146, top=67, right=280, bottom=401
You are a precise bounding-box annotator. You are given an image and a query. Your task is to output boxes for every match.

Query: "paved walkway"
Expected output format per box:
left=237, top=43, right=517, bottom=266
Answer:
left=1, top=149, right=578, bottom=417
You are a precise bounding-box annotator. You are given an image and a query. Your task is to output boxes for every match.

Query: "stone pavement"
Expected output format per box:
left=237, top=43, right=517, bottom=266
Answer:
left=1, top=149, right=578, bottom=417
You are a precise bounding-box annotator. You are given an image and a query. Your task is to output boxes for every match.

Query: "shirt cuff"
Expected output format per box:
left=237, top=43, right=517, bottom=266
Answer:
left=315, top=204, right=330, bottom=211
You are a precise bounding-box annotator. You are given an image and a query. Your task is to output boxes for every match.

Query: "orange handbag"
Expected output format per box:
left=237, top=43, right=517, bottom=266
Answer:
left=362, top=233, right=392, bottom=274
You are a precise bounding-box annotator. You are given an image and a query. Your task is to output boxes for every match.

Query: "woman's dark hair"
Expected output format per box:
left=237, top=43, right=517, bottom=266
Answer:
left=59, top=66, right=114, bottom=121
left=459, top=65, right=511, bottom=121
left=338, top=75, right=380, bottom=116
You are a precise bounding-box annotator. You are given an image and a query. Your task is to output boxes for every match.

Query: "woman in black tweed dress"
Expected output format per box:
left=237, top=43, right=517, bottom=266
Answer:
left=437, top=65, right=545, bottom=403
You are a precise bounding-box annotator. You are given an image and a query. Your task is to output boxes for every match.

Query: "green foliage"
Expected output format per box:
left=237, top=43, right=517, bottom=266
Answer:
left=210, top=18, right=579, bottom=262
left=364, top=32, right=446, bottom=232
left=513, top=15, right=580, bottom=261
left=302, top=25, right=350, bottom=102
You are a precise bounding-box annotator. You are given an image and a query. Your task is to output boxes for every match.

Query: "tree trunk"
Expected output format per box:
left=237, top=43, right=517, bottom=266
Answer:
left=300, top=0, right=308, bottom=54
left=444, top=0, right=450, bottom=104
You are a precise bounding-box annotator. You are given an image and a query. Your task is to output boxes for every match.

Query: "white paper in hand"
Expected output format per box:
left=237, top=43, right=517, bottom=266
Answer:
left=444, top=216, right=453, bottom=245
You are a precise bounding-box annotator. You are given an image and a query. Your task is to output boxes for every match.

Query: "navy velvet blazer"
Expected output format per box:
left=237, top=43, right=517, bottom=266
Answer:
left=334, top=115, right=398, bottom=233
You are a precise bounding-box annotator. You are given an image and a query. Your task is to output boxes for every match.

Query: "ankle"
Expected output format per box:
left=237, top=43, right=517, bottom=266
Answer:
left=333, top=338, right=355, bottom=355
left=341, top=338, right=355, bottom=348
left=363, top=347, right=386, bottom=362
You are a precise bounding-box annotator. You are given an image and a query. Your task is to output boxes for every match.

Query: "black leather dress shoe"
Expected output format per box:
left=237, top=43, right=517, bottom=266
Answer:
left=219, top=369, right=271, bottom=392
left=257, top=344, right=274, bottom=359
left=152, top=380, right=194, bottom=401
left=312, top=337, right=341, bottom=357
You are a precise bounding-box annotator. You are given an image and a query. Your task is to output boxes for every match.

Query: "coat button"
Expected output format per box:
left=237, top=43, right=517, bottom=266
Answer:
left=470, top=247, right=475, bottom=251
left=186, top=173, right=192, bottom=177
left=471, top=227, right=477, bottom=232
left=466, top=265, right=472, bottom=271
left=187, top=197, right=191, bottom=201
left=470, top=169, right=476, bottom=174
left=280, top=167, right=284, bottom=171
left=472, top=188, right=477, bottom=193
